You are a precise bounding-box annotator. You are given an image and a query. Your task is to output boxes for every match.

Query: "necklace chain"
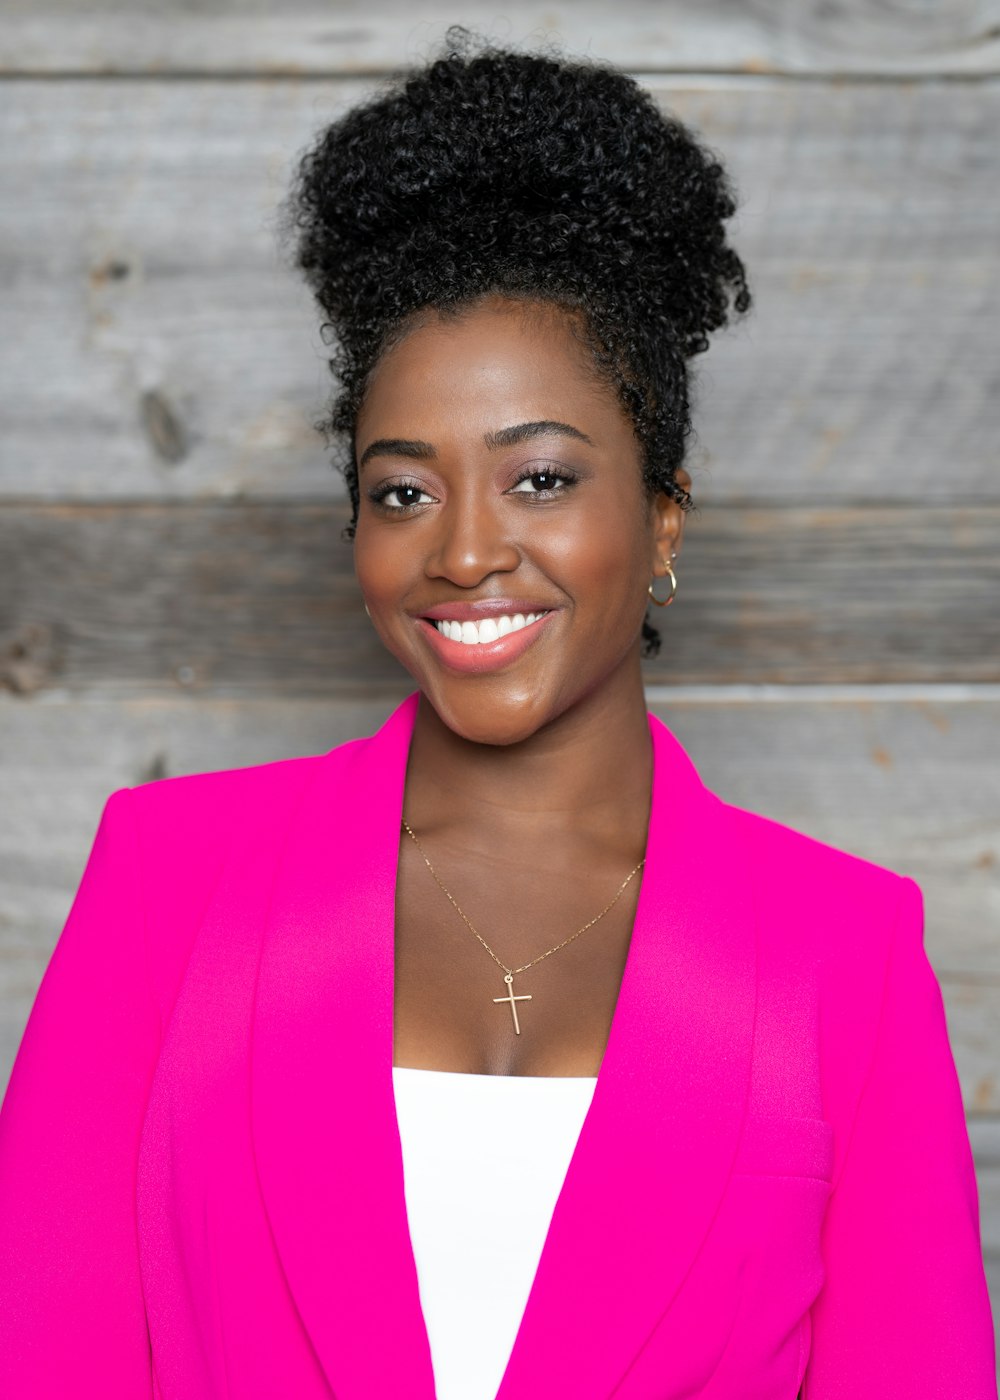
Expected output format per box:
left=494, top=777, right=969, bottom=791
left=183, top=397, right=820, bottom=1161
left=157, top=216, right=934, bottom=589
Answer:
left=400, top=819, right=645, bottom=977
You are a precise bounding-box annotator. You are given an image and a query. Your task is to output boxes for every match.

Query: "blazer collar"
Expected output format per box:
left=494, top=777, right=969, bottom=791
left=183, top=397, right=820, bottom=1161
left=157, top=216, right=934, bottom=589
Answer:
left=251, top=693, right=757, bottom=1399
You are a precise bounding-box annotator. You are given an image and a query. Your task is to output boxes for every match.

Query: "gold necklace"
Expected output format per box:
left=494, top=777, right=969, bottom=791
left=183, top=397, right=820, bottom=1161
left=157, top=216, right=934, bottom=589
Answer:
left=400, top=819, right=645, bottom=1035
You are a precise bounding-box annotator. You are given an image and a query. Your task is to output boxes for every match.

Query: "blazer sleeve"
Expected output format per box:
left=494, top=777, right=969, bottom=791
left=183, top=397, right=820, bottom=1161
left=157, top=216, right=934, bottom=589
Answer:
left=0, top=788, right=158, bottom=1396
left=803, top=875, right=998, bottom=1398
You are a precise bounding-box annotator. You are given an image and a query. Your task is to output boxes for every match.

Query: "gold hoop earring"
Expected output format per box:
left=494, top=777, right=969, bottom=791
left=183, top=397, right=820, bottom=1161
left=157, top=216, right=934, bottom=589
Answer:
left=647, top=561, right=677, bottom=608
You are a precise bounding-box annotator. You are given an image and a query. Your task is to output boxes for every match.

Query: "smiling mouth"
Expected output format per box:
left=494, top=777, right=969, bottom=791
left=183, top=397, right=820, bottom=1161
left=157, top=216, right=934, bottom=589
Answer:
left=429, top=612, right=550, bottom=645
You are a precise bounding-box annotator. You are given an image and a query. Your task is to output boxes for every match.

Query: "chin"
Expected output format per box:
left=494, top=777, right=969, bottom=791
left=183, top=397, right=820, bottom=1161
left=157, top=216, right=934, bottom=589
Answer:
left=451, top=717, right=543, bottom=748
left=420, top=677, right=557, bottom=748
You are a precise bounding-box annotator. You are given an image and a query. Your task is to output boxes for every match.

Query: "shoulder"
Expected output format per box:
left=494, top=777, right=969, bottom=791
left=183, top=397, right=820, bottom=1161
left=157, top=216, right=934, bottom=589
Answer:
left=102, top=733, right=375, bottom=895
left=718, top=799, right=931, bottom=1144
left=113, top=751, right=323, bottom=865
left=93, top=737, right=375, bottom=1020
left=721, top=795, right=913, bottom=914
left=107, top=728, right=380, bottom=879
left=719, top=795, right=923, bottom=1006
left=650, top=708, right=915, bottom=938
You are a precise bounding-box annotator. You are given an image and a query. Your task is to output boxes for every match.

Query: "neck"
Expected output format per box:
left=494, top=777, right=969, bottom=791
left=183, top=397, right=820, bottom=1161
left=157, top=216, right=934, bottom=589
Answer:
left=404, top=661, right=653, bottom=856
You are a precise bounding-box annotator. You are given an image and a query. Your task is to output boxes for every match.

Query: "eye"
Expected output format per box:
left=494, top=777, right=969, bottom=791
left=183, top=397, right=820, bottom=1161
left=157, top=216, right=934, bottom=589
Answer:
left=368, top=480, right=436, bottom=511
left=508, top=467, right=577, bottom=496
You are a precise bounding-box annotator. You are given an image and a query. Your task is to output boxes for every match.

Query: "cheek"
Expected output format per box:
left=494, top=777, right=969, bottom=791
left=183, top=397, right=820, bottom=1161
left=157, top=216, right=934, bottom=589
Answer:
left=353, top=523, right=406, bottom=603
left=537, top=500, right=650, bottom=612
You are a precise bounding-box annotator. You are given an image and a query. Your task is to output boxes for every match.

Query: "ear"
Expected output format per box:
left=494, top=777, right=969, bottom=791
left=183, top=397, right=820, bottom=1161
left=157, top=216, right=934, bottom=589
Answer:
left=648, top=466, right=691, bottom=575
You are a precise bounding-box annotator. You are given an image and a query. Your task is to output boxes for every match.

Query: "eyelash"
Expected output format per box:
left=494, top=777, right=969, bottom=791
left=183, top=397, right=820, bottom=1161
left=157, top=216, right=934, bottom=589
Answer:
left=366, top=477, right=433, bottom=512
left=508, top=466, right=579, bottom=498
left=367, top=466, right=579, bottom=514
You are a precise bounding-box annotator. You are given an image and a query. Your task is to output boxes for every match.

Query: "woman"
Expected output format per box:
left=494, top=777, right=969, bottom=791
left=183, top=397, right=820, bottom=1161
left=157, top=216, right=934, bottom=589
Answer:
left=0, top=30, right=995, bottom=1400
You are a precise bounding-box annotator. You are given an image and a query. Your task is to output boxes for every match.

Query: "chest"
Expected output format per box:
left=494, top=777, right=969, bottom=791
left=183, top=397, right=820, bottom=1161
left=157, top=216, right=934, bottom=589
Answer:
left=391, top=839, right=642, bottom=1076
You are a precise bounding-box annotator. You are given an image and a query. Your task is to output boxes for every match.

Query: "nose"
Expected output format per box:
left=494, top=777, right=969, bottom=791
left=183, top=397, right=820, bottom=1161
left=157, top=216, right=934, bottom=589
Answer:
left=424, top=491, right=521, bottom=587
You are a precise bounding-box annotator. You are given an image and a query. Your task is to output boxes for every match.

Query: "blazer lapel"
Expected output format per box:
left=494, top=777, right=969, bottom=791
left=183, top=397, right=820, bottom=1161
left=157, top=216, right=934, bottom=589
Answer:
left=251, top=692, right=436, bottom=1399
left=251, top=693, right=757, bottom=1400
left=494, top=712, right=757, bottom=1398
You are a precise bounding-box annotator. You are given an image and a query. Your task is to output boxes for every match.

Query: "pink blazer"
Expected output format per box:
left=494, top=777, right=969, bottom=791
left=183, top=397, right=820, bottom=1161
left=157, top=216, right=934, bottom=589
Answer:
left=0, top=693, right=995, bottom=1398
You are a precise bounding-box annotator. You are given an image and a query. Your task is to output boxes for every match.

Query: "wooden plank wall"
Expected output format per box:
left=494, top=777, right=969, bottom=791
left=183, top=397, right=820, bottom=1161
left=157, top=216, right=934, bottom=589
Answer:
left=1, top=0, right=998, bottom=1340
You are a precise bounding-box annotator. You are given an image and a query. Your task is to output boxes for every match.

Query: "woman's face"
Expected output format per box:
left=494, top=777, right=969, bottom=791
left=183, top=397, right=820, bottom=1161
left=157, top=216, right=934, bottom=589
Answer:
left=353, top=295, right=685, bottom=746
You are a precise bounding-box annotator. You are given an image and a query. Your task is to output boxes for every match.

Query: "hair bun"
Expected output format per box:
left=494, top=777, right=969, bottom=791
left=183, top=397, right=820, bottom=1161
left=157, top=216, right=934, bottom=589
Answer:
left=284, top=28, right=749, bottom=362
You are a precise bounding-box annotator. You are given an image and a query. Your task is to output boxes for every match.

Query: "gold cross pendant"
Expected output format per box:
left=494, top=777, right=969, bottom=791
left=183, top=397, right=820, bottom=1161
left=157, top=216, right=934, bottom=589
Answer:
left=493, top=972, right=532, bottom=1035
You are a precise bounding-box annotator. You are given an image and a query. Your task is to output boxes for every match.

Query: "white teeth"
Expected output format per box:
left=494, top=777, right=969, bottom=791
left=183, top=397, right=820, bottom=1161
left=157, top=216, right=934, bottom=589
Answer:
left=433, top=612, right=548, bottom=644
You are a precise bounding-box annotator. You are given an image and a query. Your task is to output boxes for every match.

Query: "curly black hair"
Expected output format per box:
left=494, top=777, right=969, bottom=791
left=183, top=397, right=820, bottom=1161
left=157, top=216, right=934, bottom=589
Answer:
left=279, top=27, right=751, bottom=656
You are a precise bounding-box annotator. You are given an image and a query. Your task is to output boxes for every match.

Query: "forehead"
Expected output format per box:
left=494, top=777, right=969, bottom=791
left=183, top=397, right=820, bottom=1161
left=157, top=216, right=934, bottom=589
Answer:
left=356, top=296, right=629, bottom=444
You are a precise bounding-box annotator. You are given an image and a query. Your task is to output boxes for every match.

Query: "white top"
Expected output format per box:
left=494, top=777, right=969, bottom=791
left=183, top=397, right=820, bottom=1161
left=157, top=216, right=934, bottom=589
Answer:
left=392, top=1065, right=598, bottom=1400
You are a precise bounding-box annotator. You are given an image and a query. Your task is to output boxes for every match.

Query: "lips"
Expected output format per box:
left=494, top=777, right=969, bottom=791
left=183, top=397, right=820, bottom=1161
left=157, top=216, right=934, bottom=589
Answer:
left=413, top=605, right=558, bottom=675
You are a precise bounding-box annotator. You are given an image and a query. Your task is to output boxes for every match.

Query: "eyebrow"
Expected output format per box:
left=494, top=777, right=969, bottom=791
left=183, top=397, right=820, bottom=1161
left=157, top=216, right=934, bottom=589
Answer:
left=358, top=420, right=595, bottom=470
left=483, top=420, right=596, bottom=452
left=357, top=437, right=435, bottom=470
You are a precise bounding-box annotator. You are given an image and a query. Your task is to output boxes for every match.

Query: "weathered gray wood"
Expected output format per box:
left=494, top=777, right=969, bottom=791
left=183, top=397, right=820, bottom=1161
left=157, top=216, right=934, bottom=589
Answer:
left=1, top=1, right=998, bottom=76
left=2, top=690, right=998, bottom=1086
left=945, top=979, right=1000, bottom=1116
left=969, top=1118, right=1000, bottom=1337
left=3, top=502, right=999, bottom=695
left=973, top=1118, right=1000, bottom=1250
left=0, top=78, right=997, bottom=502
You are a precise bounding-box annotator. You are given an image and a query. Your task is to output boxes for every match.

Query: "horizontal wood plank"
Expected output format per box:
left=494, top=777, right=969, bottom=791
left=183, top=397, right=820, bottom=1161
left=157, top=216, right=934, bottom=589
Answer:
left=2, top=0, right=998, bottom=76
left=0, top=79, right=997, bottom=501
left=2, top=502, right=999, bottom=694
left=973, top=1119, right=1000, bottom=1254
left=969, top=1119, right=1000, bottom=1346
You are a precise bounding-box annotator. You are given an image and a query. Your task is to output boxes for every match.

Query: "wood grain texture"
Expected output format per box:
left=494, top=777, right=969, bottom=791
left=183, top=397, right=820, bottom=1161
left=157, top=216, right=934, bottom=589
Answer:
left=971, top=1117, right=1000, bottom=1332
left=2, top=502, right=999, bottom=694
left=974, top=1118, right=1000, bottom=1254
left=2, top=0, right=998, bottom=76
left=2, top=1, right=997, bottom=1366
left=0, top=78, right=997, bottom=502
